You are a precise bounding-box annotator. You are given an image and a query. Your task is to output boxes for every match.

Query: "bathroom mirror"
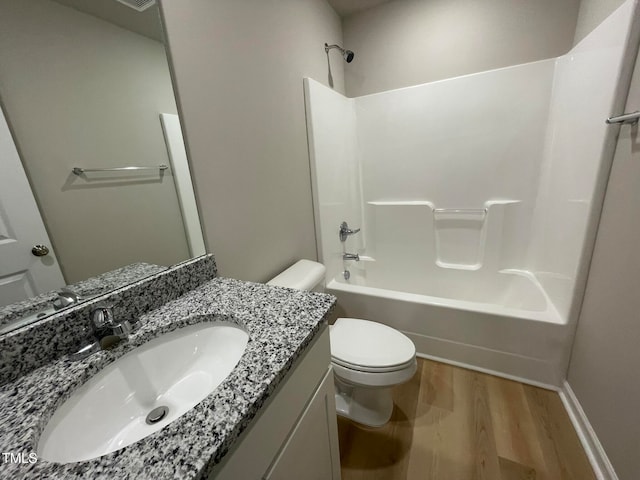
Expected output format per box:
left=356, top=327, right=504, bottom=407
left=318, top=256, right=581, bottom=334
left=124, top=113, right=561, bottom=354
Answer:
left=0, top=0, right=204, bottom=329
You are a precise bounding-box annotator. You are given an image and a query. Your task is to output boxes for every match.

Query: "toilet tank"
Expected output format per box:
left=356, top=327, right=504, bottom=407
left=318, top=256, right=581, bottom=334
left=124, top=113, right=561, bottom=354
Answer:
left=267, top=260, right=326, bottom=292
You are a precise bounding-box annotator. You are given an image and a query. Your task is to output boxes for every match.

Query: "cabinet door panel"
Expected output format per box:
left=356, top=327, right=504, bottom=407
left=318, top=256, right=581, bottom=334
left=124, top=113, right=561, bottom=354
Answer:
left=265, top=368, right=341, bottom=480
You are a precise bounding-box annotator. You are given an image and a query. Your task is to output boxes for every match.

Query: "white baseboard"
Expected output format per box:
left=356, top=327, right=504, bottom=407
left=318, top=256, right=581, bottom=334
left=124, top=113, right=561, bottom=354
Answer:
left=559, top=381, right=618, bottom=480
left=407, top=331, right=564, bottom=387
left=414, top=351, right=560, bottom=392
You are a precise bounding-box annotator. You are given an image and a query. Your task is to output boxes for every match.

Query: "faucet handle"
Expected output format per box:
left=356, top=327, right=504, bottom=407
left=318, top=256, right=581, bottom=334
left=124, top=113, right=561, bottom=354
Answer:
left=52, top=288, right=81, bottom=310
left=112, top=320, right=134, bottom=337
left=339, top=221, right=361, bottom=242
left=90, top=306, right=115, bottom=330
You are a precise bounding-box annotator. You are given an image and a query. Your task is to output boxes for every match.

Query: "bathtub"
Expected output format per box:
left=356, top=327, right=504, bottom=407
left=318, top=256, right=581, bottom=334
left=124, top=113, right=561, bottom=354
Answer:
left=326, top=263, right=572, bottom=387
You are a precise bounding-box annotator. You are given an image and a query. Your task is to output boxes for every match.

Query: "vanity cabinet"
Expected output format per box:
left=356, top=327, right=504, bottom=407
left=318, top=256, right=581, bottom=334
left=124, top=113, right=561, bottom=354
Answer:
left=210, top=326, right=341, bottom=480
left=264, top=368, right=338, bottom=480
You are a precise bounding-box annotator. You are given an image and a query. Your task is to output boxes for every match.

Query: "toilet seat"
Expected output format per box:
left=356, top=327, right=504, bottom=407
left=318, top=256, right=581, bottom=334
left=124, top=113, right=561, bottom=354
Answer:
left=330, top=318, right=416, bottom=370
left=330, top=318, right=417, bottom=388
left=332, top=359, right=417, bottom=388
left=331, top=356, right=415, bottom=373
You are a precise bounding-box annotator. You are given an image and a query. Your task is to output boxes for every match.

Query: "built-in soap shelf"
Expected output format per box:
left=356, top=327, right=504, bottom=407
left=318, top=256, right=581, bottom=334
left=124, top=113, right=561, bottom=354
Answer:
left=433, top=208, right=487, bottom=220
left=433, top=207, right=488, bottom=270
left=367, top=201, right=435, bottom=207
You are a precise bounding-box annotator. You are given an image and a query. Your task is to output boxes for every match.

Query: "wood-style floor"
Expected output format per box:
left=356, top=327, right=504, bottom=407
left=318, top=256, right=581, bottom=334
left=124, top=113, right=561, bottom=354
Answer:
left=338, top=358, right=595, bottom=480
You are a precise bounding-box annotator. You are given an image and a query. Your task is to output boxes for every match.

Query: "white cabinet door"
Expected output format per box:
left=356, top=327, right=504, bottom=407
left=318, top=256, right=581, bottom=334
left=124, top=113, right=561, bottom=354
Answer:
left=0, top=106, right=65, bottom=305
left=265, top=368, right=342, bottom=480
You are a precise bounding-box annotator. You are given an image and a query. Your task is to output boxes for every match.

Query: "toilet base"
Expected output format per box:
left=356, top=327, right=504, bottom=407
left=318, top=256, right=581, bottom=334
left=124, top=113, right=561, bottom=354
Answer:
left=333, top=376, right=394, bottom=427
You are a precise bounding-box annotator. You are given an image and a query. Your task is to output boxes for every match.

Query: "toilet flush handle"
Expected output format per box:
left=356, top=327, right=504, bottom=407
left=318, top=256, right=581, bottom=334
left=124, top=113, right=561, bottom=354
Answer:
left=339, top=221, right=361, bottom=242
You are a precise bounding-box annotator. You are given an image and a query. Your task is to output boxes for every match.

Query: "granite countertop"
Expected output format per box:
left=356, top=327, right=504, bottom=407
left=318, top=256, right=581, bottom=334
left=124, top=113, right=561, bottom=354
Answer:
left=0, top=277, right=335, bottom=480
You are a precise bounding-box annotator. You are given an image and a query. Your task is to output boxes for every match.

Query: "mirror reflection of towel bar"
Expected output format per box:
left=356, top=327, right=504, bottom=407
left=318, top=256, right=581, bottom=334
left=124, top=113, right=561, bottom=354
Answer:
left=72, top=165, right=168, bottom=175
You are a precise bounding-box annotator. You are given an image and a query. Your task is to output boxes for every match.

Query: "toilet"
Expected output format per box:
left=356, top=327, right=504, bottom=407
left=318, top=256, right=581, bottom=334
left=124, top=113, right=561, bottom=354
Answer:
left=268, top=259, right=417, bottom=427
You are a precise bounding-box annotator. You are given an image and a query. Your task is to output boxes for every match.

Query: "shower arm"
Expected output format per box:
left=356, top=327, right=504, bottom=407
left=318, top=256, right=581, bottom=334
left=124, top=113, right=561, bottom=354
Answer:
left=325, top=43, right=355, bottom=63
left=324, top=43, right=345, bottom=55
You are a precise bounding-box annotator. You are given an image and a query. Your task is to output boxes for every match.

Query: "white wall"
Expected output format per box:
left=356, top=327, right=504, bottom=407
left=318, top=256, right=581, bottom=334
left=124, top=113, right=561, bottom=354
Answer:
left=574, top=0, right=626, bottom=44
left=0, top=0, right=188, bottom=283
left=341, top=0, right=581, bottom=97
left=159, top=0, right=345, bottom=282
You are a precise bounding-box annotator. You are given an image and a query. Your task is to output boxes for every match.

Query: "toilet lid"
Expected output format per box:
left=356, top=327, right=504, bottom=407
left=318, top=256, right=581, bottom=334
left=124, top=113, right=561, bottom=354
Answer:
left=330, top=318, right=415, bottom=370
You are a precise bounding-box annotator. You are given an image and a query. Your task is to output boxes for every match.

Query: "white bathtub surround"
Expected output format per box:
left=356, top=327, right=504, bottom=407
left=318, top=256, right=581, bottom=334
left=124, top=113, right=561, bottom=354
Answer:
left=365, top=199, right=522, bottom=274
left=304, top=80, right=362, bottom=278
left=528, top=0, right=640, bottom=325
left=305, top=0, right=640, bottom=386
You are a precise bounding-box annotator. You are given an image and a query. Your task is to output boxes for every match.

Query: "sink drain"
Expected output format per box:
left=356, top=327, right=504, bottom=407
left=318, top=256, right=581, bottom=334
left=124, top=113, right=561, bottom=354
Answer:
left=145, top=406, right=169, bottom=425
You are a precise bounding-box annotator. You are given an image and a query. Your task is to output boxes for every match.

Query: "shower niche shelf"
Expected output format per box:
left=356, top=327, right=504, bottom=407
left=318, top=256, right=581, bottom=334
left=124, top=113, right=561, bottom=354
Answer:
left=433, top=208, right=487, bottom=270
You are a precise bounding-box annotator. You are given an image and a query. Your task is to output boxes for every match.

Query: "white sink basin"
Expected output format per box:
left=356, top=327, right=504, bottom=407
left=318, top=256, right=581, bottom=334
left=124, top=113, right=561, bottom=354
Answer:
left=37, top=321, right=249, bottom=463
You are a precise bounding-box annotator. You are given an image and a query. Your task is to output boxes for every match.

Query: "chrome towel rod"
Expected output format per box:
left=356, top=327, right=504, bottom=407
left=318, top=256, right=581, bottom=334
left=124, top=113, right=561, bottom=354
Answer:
left=606, top=111, right=640, bottom=125
left=72, top=165, right=168, bottom=175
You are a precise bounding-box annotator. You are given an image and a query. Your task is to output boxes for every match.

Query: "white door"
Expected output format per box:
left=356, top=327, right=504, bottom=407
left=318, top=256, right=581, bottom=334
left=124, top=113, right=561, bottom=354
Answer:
left=0, top=105, right=65, bottom=305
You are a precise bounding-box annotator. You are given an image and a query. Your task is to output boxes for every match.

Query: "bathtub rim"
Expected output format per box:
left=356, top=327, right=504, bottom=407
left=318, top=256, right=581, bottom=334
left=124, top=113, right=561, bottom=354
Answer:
left=326, top=273, right=566, bottom=326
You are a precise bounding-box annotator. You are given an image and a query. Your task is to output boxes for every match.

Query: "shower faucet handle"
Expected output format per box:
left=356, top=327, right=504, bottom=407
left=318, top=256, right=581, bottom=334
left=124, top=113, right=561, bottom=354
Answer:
left=339, top=221, right=361, bottom=242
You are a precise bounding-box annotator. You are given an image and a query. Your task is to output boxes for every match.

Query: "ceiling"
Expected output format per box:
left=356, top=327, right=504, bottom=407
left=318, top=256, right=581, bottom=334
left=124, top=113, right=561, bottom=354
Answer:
left=52, top=0, right=163, bottom=42
left=327, top=0, right=393, bottom=17
left=51, top=0, right=392, bottom=39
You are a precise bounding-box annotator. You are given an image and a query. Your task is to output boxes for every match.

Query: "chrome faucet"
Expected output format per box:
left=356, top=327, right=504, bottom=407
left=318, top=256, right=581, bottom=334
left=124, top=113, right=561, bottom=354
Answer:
left=70, top=306, right=140, bottom=360
left=90, top=306, right=140, bottom=349
left=343, top=253, right=360, bottom=261
left=339, top=221, right=361, bottom=242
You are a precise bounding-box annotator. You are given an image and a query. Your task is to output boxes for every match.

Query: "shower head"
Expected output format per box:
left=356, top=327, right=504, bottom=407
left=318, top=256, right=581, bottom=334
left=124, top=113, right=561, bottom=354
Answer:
left=344, top=49, right=355, bottom=63
left=325, top=43, right=355, bottom=63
